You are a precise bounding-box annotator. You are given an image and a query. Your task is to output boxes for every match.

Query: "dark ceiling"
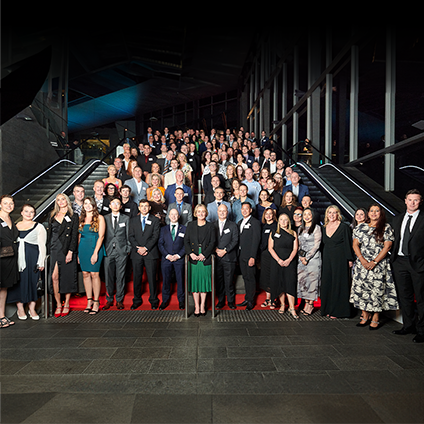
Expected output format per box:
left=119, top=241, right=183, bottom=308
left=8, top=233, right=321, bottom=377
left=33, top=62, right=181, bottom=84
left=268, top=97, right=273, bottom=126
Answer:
left=2, top=19, right=424, bottom=141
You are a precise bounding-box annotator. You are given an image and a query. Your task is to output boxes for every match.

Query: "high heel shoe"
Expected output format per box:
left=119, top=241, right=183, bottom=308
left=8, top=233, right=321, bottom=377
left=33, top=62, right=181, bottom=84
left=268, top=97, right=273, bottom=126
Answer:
left=356, top=317, right=371, bottom=327
left=89, top=300, right=100, bottom=315
left=84, top=298, right=93, bottom=313
left=61, top=306, right=70, bottom=317
left=288, top=308, right=299, bottom=319
left=54, top=306, right=62, bottom=318
left=369, top=320, right=380, bottom=331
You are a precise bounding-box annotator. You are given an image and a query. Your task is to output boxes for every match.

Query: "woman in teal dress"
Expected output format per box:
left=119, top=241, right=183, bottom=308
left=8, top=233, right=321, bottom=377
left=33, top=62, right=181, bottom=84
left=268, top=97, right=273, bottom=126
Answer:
left=78, top=197, right=106, bottom=315
left=184, top=204, right=216, bottom=316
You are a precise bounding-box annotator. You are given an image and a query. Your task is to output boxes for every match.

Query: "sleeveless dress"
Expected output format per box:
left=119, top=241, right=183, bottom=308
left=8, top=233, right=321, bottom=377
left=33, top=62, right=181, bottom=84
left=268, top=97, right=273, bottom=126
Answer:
left=78, top=224, right=105, bottom=272
left=269, top=229, right=298, bottom=299
left=7, top=223, right=46, bottom=303
left=0, top=218, right=19, bottom=289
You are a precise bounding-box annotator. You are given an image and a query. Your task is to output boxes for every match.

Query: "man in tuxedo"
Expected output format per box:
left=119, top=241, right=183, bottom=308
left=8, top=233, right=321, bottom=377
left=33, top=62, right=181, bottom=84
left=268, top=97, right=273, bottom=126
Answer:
left=214, top=204, right=239, bottom=309
left=237, top=202, right=261, bottom=310
left=158, top=208, right=186, bottom=310
left=129, top=200, right=161, bottom=309
left=103, top=199, right=131, bottom=310
left=282, top=171, right=309, bottom=202
left=391, top=189, right=424, bottom=343
left=165, top=187, right=193, bottom=226
left=206, top=187, right=232, bottom=223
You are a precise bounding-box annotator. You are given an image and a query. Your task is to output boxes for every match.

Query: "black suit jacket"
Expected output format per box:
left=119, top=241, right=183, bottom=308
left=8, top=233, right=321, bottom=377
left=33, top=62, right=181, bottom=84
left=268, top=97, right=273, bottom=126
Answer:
left=128, top=213, right=161, bottom=260
left=158, top=223, right=186, bottom=264
left=214, top=219, right=239, bottom=263
left=184, top=221, right=216, bottom=265
left=47, top=212, right=79, bottom=255
left=391, top=210, right=424, bottom=272
left=237, top=215, right=261, bottom=261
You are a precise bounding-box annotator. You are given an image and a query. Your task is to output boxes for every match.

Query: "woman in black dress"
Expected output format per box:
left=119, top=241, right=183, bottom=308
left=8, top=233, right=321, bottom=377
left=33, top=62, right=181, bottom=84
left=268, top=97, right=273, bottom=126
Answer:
left=321, top=205, right=355, bottom=319
left=7, top=204, right=47, bottom=320
left=259, top=208, right=278, bottom=308
left=268, top=213, right=299, bottom=318
left=47, top=193, right=79, bottom=317
left=278, top=190, right=298, bottom=223
left=0, top=195, right=19, bottom=328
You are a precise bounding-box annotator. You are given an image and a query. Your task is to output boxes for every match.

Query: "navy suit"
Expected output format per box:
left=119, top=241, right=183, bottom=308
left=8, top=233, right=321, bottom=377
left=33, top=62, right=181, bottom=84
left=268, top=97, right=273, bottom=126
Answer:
left=282, top=183, right=310, bottom=202
left=158, top=223, right=186, bottom=304
left=164, top=183, right=192, bottom=206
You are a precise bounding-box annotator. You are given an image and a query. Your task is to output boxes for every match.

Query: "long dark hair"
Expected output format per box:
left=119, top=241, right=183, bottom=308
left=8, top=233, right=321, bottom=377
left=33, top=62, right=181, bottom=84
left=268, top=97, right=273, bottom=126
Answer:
left=368, top=203, right=386, bottom=243
left=299, top=207, right=318, bottom=235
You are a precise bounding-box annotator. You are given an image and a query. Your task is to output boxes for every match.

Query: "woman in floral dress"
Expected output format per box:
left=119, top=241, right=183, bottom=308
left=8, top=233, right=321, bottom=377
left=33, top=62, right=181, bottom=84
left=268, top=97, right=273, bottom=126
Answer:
left=350, top=203, right=399, bottom=330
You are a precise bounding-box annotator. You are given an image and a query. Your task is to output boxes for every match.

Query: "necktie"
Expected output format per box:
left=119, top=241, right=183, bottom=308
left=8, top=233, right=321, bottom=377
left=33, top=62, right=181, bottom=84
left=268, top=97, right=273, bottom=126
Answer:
left=402, top=215, right=413, bottom=255
left=177, top=203, right=182, bottom=214
left=163, top=160, right=170, bottom=174
left=142, top=216, right=146, bottom=231
left=171, top=225, right=176, bottom=241
left=113, top=215, right=118, bottom=230
left=220, top=221, right=224, bottom=236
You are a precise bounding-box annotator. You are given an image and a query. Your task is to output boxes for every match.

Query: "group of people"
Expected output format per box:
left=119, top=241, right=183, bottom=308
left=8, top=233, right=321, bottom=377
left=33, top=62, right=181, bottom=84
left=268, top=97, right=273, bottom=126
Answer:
left=0, top=125, right=423, bottom=343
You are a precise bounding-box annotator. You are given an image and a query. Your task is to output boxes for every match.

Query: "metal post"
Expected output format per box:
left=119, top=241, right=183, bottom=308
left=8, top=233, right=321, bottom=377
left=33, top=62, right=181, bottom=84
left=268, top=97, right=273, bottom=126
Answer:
left=184, top=255, right=189, bottom=319
left=293, top=46, right=299, bottom=160
left=385, top=27, right=396, bottom=192
left=211, top=255, right=216, bottom=319
left=349, top=43, right=359, bottom=161
left=325, top=29, right=333, bottom=163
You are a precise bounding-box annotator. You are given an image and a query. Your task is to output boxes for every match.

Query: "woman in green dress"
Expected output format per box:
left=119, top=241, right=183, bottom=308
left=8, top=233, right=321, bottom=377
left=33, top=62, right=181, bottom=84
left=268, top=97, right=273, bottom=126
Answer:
left=184, top=204, right=216, bottom=316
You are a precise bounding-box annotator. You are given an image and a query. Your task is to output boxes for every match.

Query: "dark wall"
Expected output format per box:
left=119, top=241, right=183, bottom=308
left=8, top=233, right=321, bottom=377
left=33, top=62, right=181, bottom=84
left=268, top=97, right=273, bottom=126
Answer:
left=0, top=107, right=58, bottom=195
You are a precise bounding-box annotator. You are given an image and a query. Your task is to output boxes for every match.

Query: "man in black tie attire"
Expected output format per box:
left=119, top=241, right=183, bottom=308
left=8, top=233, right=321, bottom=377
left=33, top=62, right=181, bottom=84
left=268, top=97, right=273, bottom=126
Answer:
left=391, top=189, right=424, bottom=343
left=214, top=204, right=239, bottom=309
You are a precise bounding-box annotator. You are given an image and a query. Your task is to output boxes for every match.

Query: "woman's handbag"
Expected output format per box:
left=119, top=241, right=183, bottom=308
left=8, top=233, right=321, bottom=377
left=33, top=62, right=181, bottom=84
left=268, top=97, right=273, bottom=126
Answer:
left=0, top=245, right=14, bottom=258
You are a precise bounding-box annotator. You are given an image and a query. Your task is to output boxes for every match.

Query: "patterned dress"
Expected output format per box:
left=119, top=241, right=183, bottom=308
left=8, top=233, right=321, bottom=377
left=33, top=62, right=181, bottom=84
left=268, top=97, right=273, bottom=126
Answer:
left=350, top=223, right=399, bottom=312
left=297, top=225, right=322, bottom=301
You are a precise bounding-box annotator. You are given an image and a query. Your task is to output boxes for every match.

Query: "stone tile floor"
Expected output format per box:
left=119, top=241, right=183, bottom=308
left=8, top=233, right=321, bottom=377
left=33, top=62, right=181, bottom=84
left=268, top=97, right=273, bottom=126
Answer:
left=1, top=313, right=424, bottom=423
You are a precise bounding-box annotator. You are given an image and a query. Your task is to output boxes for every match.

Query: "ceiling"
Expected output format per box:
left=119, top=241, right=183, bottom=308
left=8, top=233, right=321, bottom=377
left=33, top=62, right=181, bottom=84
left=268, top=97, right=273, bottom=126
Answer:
left=2, top=19, right=424, bottom=141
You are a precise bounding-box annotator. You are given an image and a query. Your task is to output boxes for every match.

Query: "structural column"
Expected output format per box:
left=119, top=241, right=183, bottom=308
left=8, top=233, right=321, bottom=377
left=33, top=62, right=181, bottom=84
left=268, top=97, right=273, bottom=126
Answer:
left=325, top=29, right=333, bottom=163
left=349, top=42, right=359, bottom=161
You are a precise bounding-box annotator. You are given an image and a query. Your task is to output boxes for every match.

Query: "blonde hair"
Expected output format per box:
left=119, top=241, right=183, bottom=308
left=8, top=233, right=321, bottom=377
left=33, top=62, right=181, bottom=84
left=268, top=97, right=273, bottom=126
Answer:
left=51, top=193, right=73, bottom=218
left=324, top=205, right=342, bottom=226
left=193, top=203, right=208, bottom=218
left=150, top=188, right=165, bottom=203
left=277, top=213, right=296, bottom=236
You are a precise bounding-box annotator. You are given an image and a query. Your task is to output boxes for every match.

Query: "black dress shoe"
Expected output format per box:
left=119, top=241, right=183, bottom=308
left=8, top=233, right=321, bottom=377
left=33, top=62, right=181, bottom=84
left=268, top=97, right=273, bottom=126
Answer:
left=237, top=300, right=248, bottom=307
left=392, top=327, right=417, bottom=335
left=151, top=304, right=158, bottom=310
left=228, top=302, right=236, bottom=309
left=159, top=302, right=168, bottom=310
left=246, top=302, right=254, bottom=311
left=130, top=302, right=142, bottom=310
left=413, top=334, right=424, bottom=343
left=216, top=301, right=225, bottom=309
left=179, top=302, right=185, bottom=310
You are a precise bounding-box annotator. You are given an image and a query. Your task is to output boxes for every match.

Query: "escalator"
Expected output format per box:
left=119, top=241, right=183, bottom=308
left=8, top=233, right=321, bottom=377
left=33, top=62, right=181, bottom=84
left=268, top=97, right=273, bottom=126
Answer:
left=293, top=161, right=404, bottom=224
left=10, top=159, right=108, bottom=223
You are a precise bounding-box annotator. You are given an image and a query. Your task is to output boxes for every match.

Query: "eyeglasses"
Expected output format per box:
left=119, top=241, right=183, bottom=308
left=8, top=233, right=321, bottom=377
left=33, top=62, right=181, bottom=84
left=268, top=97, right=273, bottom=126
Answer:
left=294, top=213, right=302, bottom=216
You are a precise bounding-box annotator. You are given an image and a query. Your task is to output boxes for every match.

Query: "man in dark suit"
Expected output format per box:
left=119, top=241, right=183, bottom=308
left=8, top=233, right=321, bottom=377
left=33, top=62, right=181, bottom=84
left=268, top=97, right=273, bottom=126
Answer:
left=214, top=204, right=239, bottom=309
left=282, top=171, right=309, bottom=203
left=129, top=200, right=161, bottom=309
left=137, top=144, right=157, bottom=179
left=158, top=208, right=186, bottom=310
left=391, top=189, right=424, bottom=343
left=102, top=199, right=131, bottom=310
left=237, top=202, right=261, bottom=310
left=164, top=171, right=192, bottom=205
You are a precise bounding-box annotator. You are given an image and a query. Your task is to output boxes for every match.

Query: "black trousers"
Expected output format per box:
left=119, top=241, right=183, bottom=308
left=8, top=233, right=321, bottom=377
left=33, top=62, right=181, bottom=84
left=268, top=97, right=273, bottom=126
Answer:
left=131, top=256, right=158, bottom=306
left=392, top=256, right=424, bottom=334
left=239, top=258, right=256, bottom=303
left=215, top=258, right=236, bottom=303
left=104, top=252, right=128, bottom=303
